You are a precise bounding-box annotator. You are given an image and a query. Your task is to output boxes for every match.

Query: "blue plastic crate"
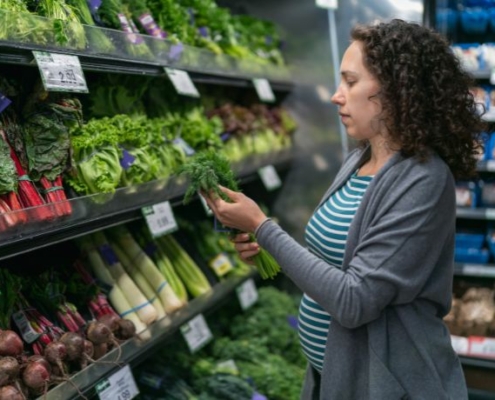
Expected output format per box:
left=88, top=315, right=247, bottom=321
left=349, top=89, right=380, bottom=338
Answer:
left=461, top=9, right=489, bottom=34
left=454, top=248, right=490, bottom=263
left=455, top=233, right=485, bottom=249
left=437, top=9, right=458, bottom=34
left=464, top=0, right=494, bottom=7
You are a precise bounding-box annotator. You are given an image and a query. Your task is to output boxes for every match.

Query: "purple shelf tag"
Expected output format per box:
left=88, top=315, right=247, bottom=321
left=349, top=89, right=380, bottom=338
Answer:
left=252, top=393, right=268, bottom=400
left=99, top=244, right=119, bottom=266
left=220, top=132, right=232, bottom=142
left=0, top=93, right=11, bottom=114
left=87, top=0, right=102, bottom=12
left=169, top=43, right=184, bottom=61
left=120, top=148, right=136, bottom=170
left=139, top=13, right=167, bottom=39
left=287, top=315, right=298, bottom=330
left=198, top=26, right=209, bottom=38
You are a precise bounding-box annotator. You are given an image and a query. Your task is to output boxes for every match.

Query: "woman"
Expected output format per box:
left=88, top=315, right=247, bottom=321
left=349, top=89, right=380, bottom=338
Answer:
left=204, top=19, right=484, bottom=399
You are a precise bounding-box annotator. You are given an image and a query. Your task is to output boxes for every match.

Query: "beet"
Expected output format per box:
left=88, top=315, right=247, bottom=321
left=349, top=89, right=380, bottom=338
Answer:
left=86, top=322, right=112, bottom=345
left=25, top=356, right=51, bottom=375
left=92, top=343, right=108, bottom=360
left=0, top=331, right=24, bottom=357
left=59, top=332, right=84, bottom=362
left=117, top=319, right=136, bottom=340
left=0, top=385, right=24, bottom=400
left=0, top=357, right=20, bottom=386
left=80, top=340, right=95, bottom=370
left=22, top=360, right=50, bottom=395
left=44, top=342, right=67, bottom=376
left=97, top=314, right=120, bottom=334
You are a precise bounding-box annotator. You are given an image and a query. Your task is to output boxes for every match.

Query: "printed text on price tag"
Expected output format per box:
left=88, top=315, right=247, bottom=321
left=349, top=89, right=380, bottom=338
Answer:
left=253, top=79, right=276, bottom=103
left=96, top=365, right=139, bottom=400
left=236, top=279, right=258, bottom=310
left=33, top=51, right=88, bottom=93
left=165, top=68, right=200, bottom=97
left=181, top=314, right=213, bottom=353
left=142, top=201, right=178, bottom=238
left=258, top=165, right=282, bottom=191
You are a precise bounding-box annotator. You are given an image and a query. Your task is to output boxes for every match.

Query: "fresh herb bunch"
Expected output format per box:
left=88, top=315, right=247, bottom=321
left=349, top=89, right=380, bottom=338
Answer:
left=0, top=269, right=21, bottom=330
left=178, top=151, right=280, bottom=279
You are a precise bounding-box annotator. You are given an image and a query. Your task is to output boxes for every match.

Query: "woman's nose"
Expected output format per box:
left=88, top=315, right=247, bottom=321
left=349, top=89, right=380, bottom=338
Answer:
left=331, top=87, right=344, bottom=105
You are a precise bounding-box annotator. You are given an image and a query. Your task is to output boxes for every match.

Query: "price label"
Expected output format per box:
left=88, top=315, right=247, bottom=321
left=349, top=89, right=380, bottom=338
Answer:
left=487, top=160, right=495, bottom=171
left=165, top=68, right=200, bottom=98
left=253, top=79, right=275, bottom=103
left=236, top=278, right=258, bottom=310
left=199, top=193, right=213, bottom=216
left=258, top=165, right=282, bottom=191
left=469, top=336, right=495, bottom=358
left=180, top=314, right=213, bottom=353
left=491, top=68, right=495, bottom=85
left=12, top=310, right=41, bottom=344
left=316, top=0, right=338, bottom=9
left=33, top=51, right=88, bottom=93
left=209, top=253, right=234, bottom=277
left=450, top=335, right=469, bottom=355
left=173, top=137, right=195, bottom=156
left=96, top=365, right=139, bottom=400
left=463, top=264, right=495, bottom=277
left=486, top=208, right=495, bottom=219
left=142, top=201, right=178, bottom=238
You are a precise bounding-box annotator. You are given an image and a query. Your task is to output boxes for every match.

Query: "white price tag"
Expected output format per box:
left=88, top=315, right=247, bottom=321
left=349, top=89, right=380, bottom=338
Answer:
left=450, top=335, right=469, bottom=355
left=469, top=336, right=495, bottom=358
left=253, top=78, right=276, bottom=103
left=236, top=278, right=258, bottom=310
left=316, top=0, right=338, bottom=9
left=487, top=160, right=495, bottom=171
left=33, top=51, right=88, bottom=93
left=142, top=201, right=178, bottom=238
left=199, top=194, right=213, bottom=216
left=165, top=68, right=200, bottom=98
left=491, top=68, right=495, bottom=85
left=180, top=314, right=213, bottom=353
left=486, top=208, right=495, bottom=219
left=96, top=365, right=139, bottom=400
left=258, top=165, right=282, bottom=191
left=463, top=264, right=495, bottom=277
left=209, top=253, right=234, bottom=277
left=12, top=311, right=41, bottom=344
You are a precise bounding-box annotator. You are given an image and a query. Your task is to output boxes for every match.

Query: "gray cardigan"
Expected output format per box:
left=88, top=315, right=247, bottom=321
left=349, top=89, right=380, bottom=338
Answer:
left=256, top=147, right=468, bottom=400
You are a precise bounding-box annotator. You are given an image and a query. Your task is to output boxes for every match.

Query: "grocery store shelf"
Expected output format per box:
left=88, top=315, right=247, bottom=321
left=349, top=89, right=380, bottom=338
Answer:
left=37, top=270, right=257, bottom=400
left=0, top=150, right=293, bottom=261
left=468, top=70, right=491, bottom=80
left=0, top=14, right=294, bottom=91
left=461, top=355, right=495, bottom=370
left=454, top=263, right=495, bottom=278
left=456, top=208, right=495, bottom=220
left=468, top=388, right=495, bottom=400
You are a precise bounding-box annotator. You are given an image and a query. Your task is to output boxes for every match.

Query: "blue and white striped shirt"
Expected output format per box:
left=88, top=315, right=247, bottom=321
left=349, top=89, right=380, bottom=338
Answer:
left=298, top=172, right=373, bottom=372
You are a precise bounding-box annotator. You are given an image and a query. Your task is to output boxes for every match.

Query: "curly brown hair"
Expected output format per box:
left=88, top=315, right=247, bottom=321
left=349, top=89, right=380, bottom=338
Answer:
left=351, top=19, right=486, bottom=180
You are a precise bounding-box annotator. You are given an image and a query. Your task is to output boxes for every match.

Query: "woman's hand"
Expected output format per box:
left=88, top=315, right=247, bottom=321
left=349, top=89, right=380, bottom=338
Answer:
left=202, top=186, right=267, bottom=233
left=231, top=233, right=260, bottom=265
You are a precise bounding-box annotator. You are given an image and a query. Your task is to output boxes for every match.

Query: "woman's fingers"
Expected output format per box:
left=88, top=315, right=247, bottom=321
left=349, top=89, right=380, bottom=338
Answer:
left=231, top=233, right=250, bottom=243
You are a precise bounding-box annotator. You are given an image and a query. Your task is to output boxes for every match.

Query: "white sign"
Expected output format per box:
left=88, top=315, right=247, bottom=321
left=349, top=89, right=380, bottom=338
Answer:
left=253, top=78, right=276, bottom=103
left=12, top=311, right=41, bottom=344
left=485, top=208, right=495, bottom=220
left=469, top=336, right=495, bottom=358
left=165, top=68, right=200, bottom=98
left=96, top=365, right=139, bottom=400
left=491, top=68, right=495, bottom=85
left=142, top=201, right=178, bottom=238
left=487, top=160, right=495, bottom=171
left=180, top=314, right=213, bottom=353
left=463, top=264, right=495, bottom=277
left=316, top=0, right=338, bottom=9
left=450, top=335, right=469, bottom=355
left=236, top=278, right=258, bottom=310
left=33, top=51, right=88, bottom=93
left=258, top=165, right=282, bottom=191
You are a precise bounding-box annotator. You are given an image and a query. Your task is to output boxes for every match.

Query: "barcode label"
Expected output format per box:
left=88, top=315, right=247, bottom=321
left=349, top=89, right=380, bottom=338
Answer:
left=142, top=201, right=178, bottom=238
left=12, top=310, right=41, bottom=344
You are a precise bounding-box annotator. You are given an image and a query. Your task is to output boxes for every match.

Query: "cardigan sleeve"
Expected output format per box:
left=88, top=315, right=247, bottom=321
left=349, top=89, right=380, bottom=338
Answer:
left=256, top=160, right=455, bottom=329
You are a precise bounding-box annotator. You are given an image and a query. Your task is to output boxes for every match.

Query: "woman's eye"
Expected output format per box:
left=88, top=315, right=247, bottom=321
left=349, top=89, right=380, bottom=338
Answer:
left=347, top=81, right=355, bottom=87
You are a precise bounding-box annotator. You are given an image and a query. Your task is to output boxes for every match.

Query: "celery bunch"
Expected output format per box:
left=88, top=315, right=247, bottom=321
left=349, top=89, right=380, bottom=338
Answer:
left=178, top=151, right=281, bottom=279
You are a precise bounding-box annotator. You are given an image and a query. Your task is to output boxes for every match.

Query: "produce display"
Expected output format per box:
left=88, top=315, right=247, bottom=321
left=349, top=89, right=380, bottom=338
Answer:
left=0, top=0, right=287, bottom=71
left=136, top=287, right=305, bottom=400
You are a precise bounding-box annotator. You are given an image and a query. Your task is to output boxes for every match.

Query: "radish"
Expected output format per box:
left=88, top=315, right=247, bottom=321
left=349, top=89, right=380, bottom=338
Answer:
left=0, top=385, right=25, bottom=400
left=43, top=342, right=68, bottom=377
left=22, top=359, right=51, bottom=396
left=59, top=332, right=84, bottom=362
left=0, top=331, right=23, bottom=357
left=0, top=357, right=20, bottom=386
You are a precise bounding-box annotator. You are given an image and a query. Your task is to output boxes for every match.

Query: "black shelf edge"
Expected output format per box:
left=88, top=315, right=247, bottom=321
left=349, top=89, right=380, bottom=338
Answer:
left=0, top=151, right=293, bottom=261
left=0, top=43, right=295, bottom=92
left=37, top=271, right=257, bottom=400
left=456, top=208, right=495, bottom=220
left=468, top=388, right=495, bottom=399
left=460, top=355, right=495, bottom=370
left=454, top=263, right=495, bottom=278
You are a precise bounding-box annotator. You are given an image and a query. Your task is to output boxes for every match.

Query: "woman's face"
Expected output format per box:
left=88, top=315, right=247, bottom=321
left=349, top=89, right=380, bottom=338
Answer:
left=331, top=41, right=384, bottom=140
